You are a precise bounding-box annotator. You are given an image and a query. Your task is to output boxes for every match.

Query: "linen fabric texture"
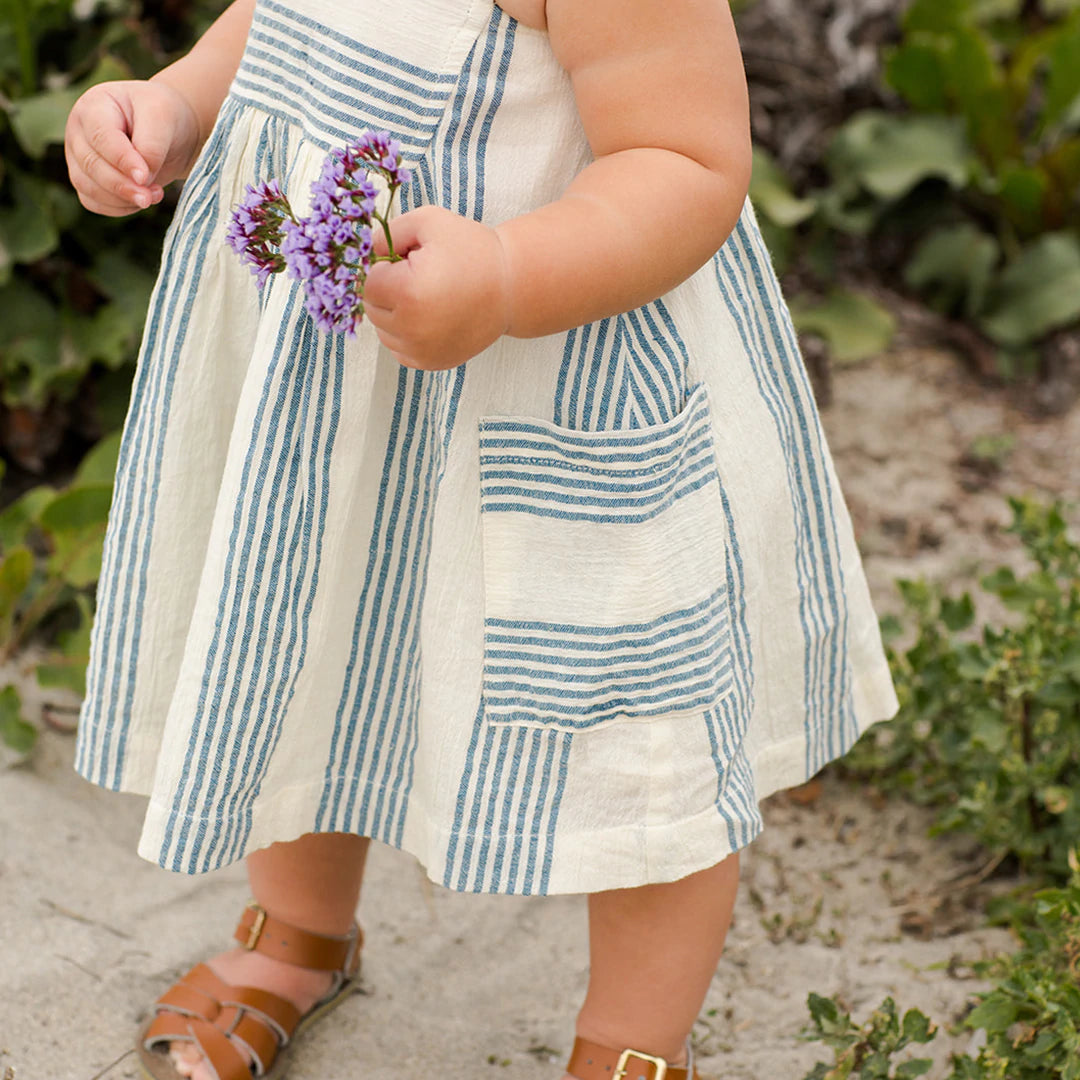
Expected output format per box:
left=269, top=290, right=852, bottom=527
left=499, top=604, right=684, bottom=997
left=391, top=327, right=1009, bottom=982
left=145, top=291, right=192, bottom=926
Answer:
left=74, top=0, right=899, bottom=895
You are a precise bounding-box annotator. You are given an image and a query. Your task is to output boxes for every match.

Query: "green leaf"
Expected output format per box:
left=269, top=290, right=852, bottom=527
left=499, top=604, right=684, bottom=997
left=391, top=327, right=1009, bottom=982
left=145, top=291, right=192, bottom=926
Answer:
left=945, top=26, right=1016, bottom=167
left=790, top=288, right=897, bottom=364
left=7, top=55, right=130, bottom=158
left=0, top=484, right=56, bottom=550
left=38, top=485, right=112, bottom=534
left=992, top=164, right=1050, bottom=235
left=901, top=1007, right=937, bottom=1044
left=807, top=992, right=843, bottom=1030
left=965, top=994, right=1019, bottom=1032
left=884, top=43, right=949, bottom=111
left=749, top=146, right=818, bottom=228
left=902, top=0, right=973, bottom=34
left=903, top=223, right=999, bottom=318
left=39, top=485, right=111, bottom=588
left=940, top=593, right=976, bottom=632
left=0, top=172, right=59, bottom=264
left=0, top=683, right=36, bottom=755
left=85, top=249, right=155, bottom=326
left=0, top=546, right=34, bottom=634
left=0, top=278, right=56, bottom=346
left=1044, top=14, right=1080, bottom=132
left=35, top=594, right=92, bottom=695
left=980, top=231, right=1080, bottom=345
left=71, top=431, right=121, bottom=489
left=827, top=112, right=972, bottom=202
left=67, top=301, right=141, bottom=370
left=895, top=1059, right=934, bottom=1078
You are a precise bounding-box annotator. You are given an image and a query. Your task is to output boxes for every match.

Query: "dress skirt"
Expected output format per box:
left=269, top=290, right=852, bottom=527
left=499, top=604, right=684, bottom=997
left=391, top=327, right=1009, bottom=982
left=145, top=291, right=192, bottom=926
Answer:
left=74, top=0, right=899, bottom=894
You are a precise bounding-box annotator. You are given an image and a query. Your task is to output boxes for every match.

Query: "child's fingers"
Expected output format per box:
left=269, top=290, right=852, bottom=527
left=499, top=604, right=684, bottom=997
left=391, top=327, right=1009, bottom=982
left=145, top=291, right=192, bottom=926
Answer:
left=129, top=93, right=186, bottom=184
left=363, top=258, right=411, bottom=315
left=66, top=130, right=160, bottom=209
left=77, top=109, right=154, bottom=187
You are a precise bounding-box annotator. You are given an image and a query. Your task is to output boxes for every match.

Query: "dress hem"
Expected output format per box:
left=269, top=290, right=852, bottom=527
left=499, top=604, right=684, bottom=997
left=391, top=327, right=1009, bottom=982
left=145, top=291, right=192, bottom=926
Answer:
left=75, top=668, right=899, bottom=896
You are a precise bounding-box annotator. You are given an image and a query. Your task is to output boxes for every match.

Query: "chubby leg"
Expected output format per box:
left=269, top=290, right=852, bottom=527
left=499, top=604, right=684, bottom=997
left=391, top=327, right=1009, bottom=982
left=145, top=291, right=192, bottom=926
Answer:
left=169, top=831, right=371, bottom=1080
left=565, top=852, right=740, bottom=1079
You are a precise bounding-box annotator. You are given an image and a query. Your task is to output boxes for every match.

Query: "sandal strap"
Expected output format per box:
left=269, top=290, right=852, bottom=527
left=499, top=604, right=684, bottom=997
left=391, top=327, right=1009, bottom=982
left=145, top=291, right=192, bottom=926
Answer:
left=566, top=1037, right=700, bottom=1080
left=234, top=902, right=363, bottom=974
left=186, top=1015, right=257, bottom=1080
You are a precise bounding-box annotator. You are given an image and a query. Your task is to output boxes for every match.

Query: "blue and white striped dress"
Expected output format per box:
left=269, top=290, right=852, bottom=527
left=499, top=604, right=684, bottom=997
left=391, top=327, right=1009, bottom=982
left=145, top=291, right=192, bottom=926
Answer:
left=74, top=0, right=898, bottom=894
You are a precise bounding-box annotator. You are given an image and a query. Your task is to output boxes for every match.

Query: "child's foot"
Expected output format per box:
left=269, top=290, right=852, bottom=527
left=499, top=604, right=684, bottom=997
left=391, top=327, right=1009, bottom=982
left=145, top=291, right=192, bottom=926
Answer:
left=162, top=944, right=337, bottom=1080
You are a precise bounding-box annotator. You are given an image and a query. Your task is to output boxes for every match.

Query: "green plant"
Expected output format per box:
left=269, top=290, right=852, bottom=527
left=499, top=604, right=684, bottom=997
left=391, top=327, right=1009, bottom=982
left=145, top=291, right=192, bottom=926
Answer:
left=954, top=872, right=1080, bottom=1079
left=0, top=0, right=223, bottom=466
left=839, top=497, right=1080, bottom=882
left=799, top=874, right=1080, bottom=1080
left=798, top=993, right=937, bottom=1079
left=0, top=434, right=116, bottom=752
left=748, top=0, right=1080, bottom=375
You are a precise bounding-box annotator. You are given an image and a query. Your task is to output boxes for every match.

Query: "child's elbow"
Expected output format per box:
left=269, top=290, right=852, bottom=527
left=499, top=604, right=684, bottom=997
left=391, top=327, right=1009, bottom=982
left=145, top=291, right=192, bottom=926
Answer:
left=702, top=133, right=753, bottom=252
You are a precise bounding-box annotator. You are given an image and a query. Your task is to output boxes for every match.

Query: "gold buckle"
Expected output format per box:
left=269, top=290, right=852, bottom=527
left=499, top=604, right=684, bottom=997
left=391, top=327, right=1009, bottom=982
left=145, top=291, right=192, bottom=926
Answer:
left=243, top=902, right=267, bottom=950
left=614, top=1048, right=668, bottom=1080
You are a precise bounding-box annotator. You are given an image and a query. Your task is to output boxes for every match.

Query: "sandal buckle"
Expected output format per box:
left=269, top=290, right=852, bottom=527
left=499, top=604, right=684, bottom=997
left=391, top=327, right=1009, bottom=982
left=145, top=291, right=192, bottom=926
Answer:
left=243, top=902, right=267, bottom=950
left=614, top=1048, right=668, bottom=1080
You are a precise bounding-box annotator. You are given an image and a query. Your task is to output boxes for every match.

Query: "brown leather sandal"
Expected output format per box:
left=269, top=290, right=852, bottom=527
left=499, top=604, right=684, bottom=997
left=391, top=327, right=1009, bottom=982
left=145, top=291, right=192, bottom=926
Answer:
left=565, top=1036, right=701, bottom=1080
left=137, top=902, right=364, bottom=1080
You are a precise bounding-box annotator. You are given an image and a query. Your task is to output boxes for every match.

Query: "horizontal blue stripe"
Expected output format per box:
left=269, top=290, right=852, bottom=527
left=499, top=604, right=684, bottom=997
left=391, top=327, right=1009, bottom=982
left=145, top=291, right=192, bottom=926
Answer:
left=485, top=587, right=725, bottom=636
left=487, top=649, right=734, bottom=691
left=247, top=16, right=456, bottom=99
left=485, top=616, right=731, bottom=671
left=486, top=680, right=735, bottom=728
left=481, top=469, right=716, bottom=522
left=479, top=384, right=709, bottom=450
left=486, top=652, right=732, bottom=701
left=481, top=447, right=715, bottom=507
left=480, top=432, right=713, bottom=482
left=230, top=73, right=439, bottom=139
left=258, top=0, right=457, bottom=82
left=481, top=419, right=709, bottom=459
left=241, top=37, right=448, bottom=118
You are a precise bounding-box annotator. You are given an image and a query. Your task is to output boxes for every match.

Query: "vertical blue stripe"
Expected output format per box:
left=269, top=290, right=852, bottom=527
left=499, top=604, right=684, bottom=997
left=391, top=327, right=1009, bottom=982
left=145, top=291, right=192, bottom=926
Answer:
left=80, top=103, right=243, bottom=786
left=159, top=280, right=306, bottom=868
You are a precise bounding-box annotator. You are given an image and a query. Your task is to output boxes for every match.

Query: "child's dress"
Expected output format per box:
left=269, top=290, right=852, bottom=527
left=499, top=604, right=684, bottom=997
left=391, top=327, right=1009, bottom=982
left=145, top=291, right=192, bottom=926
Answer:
left=75, top=0, right=899, bottom=894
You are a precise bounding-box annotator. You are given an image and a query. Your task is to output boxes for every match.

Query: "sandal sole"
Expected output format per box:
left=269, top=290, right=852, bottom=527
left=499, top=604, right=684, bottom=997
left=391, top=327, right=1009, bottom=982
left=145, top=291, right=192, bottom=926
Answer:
left=135, top=968, right=363, bottom=1080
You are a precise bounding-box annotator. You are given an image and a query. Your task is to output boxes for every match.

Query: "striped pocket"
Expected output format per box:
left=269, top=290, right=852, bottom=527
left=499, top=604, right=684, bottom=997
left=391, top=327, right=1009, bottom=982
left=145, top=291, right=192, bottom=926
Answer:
left=477, top=380, right=735, bottom=732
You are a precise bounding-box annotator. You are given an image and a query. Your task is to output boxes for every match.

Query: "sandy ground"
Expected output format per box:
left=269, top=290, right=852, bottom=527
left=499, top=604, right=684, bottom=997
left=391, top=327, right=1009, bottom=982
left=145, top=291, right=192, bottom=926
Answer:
left=2, top=344, right=1075, bottom=1080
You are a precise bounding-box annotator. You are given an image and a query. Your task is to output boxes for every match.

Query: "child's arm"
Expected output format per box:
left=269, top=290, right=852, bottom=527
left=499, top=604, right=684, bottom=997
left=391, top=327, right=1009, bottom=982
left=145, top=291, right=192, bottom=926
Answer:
left=364, top=0, right=751, bottom=368
left=64, top=0, right=255, bottom=216
left=497, top=0, right=752, bottom=337
left=149, top=0, right=257, bottom=163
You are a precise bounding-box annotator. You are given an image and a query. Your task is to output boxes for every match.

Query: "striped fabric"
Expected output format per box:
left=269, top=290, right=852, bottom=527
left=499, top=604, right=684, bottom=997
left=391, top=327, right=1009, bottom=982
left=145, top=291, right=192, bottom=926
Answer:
left=479, top=382, right=736, bottom=729
left=74, top=0, right=898, bottom=894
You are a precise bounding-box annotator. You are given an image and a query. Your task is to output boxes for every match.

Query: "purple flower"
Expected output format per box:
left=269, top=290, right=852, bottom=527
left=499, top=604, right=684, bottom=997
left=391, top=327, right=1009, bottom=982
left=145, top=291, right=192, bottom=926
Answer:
left=226, top=130, right=412, bottom=335
left=225, top=179, right=292, bottom=288
left=352, top=130, right=411, bottom=187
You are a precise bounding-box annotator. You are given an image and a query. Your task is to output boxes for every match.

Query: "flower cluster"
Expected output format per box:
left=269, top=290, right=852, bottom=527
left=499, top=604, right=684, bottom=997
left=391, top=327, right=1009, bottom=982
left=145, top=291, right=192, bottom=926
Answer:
left=226, top=130, right=412, bottom=335
left=224, top=179, right=291, bottom=289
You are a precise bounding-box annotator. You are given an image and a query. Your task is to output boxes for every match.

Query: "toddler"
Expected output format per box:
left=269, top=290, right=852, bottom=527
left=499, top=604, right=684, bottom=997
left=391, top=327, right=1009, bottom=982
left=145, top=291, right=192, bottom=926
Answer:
left=65, top=1, right=899, bottom=1078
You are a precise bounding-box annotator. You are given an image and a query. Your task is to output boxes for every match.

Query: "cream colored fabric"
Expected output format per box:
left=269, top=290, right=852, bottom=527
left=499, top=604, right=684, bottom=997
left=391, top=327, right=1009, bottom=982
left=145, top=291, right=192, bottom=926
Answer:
left=75, top=0, right=898, bottom=894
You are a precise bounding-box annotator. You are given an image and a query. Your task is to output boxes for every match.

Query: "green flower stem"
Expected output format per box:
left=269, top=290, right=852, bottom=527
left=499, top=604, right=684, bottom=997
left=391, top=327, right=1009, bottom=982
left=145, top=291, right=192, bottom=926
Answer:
left=377, top=181, right=402, bottom=259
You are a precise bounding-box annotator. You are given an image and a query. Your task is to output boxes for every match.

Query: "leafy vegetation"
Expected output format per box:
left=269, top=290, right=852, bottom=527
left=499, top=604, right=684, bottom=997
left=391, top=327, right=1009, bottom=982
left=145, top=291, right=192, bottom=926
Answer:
left=798, top=992, right=937, bottom=1079
left=0, top=0, right=222, bottom=478
left=839, top=497, right=1080, bottom=882
left=749, top=0, right=1080, bottom=376
left=799, top=872, right=1080, bottom=1079
left=0, top=434, right=117, bottom=753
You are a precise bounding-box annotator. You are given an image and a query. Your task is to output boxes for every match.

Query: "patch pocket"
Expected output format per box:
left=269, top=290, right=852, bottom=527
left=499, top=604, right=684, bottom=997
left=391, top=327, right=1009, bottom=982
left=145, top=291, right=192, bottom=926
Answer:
left=478, top=380, right=735, bottom=732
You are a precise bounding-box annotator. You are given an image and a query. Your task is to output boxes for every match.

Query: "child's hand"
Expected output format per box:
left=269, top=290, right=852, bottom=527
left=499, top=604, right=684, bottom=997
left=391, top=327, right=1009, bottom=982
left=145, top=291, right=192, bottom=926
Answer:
left=363, top=206, right=512, bottom=369
left=65, top=80, right=202, bottom=217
